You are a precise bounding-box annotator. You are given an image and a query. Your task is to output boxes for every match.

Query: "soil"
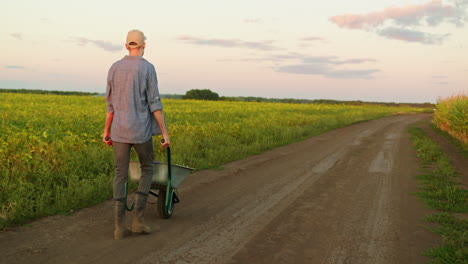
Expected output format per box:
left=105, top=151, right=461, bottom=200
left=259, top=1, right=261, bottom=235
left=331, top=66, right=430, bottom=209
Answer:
left=2, top=113, right=459, bottom=264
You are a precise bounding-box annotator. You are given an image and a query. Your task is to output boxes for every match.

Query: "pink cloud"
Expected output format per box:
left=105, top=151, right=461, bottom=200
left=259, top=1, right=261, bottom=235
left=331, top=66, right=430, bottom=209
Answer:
left=330, top=0, right=465, bottom=29
left=300, top=37, right=326, bottom=41
left=329, top=0, right=467, bottom=45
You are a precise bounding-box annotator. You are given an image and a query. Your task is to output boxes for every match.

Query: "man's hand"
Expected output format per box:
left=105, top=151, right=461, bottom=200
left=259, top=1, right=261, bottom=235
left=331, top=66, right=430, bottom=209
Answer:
left=160, top=136, right=170, bottom=148
left=103, top=135, right=112, bottom=146
left=103, top=112, right=114, bottom=146
left=153, top=110, right=170, bottom=148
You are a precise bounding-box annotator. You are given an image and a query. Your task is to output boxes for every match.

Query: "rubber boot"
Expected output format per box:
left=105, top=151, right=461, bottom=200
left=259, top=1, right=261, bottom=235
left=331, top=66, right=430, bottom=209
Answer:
left=114, top=200, right=129, bottom=240
left=131, top=193, right=151, bottom=234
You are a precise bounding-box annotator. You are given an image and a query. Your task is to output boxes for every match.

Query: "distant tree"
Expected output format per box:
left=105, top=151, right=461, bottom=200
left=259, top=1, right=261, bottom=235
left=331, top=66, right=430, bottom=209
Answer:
left=219, top=96, right=235, bottom=101
left=161, top=94, right=183, bottom=99
left=183, top=89, right=219, bottom=101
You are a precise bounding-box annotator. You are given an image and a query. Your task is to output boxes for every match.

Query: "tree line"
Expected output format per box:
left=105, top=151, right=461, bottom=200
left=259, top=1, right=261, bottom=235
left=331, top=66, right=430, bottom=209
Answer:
left=0, top=88, right=98, bottom=96
left=181, top=89, right=434, bottom=108
left=0, top=88, right=434, bottom=108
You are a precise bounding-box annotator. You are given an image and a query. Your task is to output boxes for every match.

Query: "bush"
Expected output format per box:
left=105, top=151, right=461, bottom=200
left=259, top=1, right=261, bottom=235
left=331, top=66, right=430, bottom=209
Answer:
left=182, top=89, right=219, bottom=101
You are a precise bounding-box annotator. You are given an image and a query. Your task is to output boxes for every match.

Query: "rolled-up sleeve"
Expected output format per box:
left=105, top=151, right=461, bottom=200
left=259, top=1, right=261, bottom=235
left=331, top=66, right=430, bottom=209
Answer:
left=106, top=67, right=114, bottom=113
left=147, top=65, right=163, bottom=112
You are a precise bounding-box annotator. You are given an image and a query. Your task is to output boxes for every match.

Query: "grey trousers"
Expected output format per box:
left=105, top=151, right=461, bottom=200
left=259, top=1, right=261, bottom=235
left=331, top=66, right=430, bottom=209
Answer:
left=112, top=139, right=154, bottom=200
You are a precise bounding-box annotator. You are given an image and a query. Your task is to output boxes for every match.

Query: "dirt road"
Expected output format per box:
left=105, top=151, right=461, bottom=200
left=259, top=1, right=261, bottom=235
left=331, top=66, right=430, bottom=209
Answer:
left=0, top=114, right=439, bottom=264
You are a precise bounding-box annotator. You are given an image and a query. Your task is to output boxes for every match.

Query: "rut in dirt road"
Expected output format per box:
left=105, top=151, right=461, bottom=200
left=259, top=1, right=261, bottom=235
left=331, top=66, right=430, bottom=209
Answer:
left=0, top=114, right=438, bottom=264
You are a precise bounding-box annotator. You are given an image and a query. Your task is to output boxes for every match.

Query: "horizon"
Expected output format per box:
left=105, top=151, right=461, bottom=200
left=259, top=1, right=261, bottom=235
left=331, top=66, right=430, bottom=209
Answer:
left=0, top=87, right=437, bottom=104
left=2, top=0, right=468, bottom=104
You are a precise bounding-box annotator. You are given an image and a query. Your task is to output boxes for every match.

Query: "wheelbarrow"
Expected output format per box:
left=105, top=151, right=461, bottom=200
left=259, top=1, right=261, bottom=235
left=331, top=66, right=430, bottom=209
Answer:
left=126, top=147, right=194, bottom=219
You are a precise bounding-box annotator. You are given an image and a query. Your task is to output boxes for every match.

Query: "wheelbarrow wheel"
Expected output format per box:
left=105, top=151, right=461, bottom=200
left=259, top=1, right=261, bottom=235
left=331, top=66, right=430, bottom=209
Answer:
left=157, top=189, right=174, bottom=219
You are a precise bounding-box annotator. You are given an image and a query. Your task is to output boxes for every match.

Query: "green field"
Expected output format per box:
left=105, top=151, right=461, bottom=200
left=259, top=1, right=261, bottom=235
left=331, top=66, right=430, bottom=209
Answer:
left=0, top=93, right=431, bottom=229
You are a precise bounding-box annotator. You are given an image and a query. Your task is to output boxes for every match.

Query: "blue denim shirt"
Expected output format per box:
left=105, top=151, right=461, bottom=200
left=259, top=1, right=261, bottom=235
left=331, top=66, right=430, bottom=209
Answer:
left=106, top=56, right=163, bottom=144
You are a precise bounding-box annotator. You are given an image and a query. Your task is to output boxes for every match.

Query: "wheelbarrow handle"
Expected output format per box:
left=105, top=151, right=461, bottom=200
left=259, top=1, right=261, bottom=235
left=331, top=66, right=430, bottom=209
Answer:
left=161, top=139, right=172, bottom=212
left=160, top=139, right=171, bottom=170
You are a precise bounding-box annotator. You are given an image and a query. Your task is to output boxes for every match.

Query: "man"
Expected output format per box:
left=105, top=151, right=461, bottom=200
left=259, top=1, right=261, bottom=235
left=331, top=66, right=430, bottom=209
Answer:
left=103, top=29, right=170, bottom=240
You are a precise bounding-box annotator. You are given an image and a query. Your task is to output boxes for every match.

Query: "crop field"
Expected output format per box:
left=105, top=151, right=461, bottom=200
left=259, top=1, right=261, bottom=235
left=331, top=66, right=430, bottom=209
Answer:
left=433, top=93, right=468, bottom=146
left=0, top=93, right=431, bottom=229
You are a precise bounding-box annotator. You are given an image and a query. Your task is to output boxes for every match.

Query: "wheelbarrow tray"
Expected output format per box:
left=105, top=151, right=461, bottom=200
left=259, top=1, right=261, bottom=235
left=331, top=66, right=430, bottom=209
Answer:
left=129, top=161, right=194, bottom=188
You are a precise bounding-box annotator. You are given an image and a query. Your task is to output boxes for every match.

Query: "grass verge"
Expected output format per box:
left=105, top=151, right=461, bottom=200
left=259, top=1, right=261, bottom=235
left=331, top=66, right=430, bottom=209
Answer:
left=408, top=126, right=468, bottom=263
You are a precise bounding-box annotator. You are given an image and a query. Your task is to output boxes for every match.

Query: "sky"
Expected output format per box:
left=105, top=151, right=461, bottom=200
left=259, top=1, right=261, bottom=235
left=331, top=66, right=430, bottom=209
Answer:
left=2, top=0, right=468, bottom=103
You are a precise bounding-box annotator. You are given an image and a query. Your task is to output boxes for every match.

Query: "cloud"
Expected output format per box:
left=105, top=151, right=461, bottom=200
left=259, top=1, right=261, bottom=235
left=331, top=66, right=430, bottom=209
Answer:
left=237, top=53, right=377, bottom=64
left=339, top=58, right=379, bottom=64
left=329, top=0, right=468, bottom=44
left=218, top=52, right=304, bottom=62
left=299, top=37, right=328, bottom=47
left=378, top=27, right=450, bottom=44
left=267, top=53, right=378, bottom=64
left=277, top=64, right=379, bottom=79
left=303, top=56, right=378, bottom=65
left=330, top=0, right=467, bottom=29
left=300, top=36, right=327, bottom=42
left=10, top=33, right=22, bottom=40
left=275, top=54, right=379, bottom=79
left=270, top=53, right=304, bottom=61
left=70, top=37, right=122, bottom=52
left=217, top=51, right=379, bottom=79
left=327, top=69, right=380, bottom=79
left=244, top=17, right=262, bottom=23
left=277, top=64, right=380, bottom=79
left=5, top=65, right=25, bottom=69
left=177, top=35, right=278, bottom=51
left=217, top=58, right=266, bottom=62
